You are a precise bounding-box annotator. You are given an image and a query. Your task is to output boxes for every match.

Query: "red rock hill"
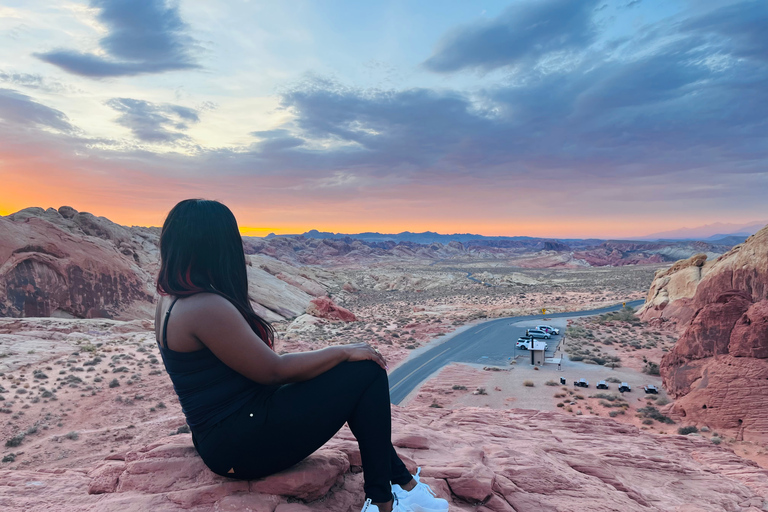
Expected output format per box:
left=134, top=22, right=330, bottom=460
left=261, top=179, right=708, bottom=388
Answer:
left=652, top=225, right=768, bottom=437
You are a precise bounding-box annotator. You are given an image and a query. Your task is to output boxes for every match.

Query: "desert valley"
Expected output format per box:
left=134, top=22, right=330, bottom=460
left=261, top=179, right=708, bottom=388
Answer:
left=0, top=206, right=766, bottom=511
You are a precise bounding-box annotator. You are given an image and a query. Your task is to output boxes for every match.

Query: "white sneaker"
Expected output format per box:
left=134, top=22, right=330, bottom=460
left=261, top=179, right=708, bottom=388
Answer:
left=360, top=496, right=413, bottom=512
left=392, top=468, right=449, bottom=512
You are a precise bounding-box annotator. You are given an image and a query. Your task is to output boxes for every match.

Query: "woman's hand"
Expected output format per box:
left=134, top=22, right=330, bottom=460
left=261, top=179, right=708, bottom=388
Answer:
left=343, top=342, right=388, bottom=370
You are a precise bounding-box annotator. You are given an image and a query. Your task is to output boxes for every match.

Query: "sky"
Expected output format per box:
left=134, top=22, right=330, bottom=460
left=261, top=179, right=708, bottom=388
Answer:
left=0, top=0, right=766, bottom=238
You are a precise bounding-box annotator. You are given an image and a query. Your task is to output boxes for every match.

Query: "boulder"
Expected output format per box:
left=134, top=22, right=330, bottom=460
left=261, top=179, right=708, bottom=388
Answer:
left=306, top=297, right=357, bottom=322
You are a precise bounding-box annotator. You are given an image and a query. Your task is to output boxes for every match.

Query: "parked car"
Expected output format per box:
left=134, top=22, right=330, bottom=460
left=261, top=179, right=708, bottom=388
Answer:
left=526, top=329, right=551, bottom=339
left=644, top=385, right=658, bottom=394
left=574, top=378, right=589, bottom=388
left=618, top=382, right=632, bottom=393
left=516, top=338, right=547, bottom=351
left=535, top=325, right=560, bottom=335
left=596, top=380, right=609, bottom=389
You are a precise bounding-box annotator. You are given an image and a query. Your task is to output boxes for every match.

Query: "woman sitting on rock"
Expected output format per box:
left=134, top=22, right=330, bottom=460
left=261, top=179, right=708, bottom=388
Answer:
left=154, top=199, right=449, bottom=512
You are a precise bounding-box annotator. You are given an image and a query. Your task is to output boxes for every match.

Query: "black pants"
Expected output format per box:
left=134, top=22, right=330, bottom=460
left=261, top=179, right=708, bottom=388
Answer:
left=192, top=360, right=413, bottom=503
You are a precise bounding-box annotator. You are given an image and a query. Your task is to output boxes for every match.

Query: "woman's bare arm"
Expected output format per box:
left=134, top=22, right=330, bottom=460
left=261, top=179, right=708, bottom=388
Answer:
left=187, top=293, right=385, bottom=385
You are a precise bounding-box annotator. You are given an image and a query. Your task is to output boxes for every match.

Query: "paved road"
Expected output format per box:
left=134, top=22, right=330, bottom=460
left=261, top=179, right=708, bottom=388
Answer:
left=388, top=299, right=645, bottom=404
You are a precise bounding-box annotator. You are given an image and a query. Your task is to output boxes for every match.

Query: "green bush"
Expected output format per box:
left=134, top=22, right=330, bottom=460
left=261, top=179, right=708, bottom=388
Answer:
left=637, top=406, right=674, bottom=424
left=643, top=361, right=661, bottom=375
left=710, top=437, right=722, bottom=445
left=677, top=426, right=699, bottom=435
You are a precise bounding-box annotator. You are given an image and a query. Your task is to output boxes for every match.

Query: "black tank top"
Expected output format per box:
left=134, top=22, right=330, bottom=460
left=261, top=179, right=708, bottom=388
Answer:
left=157, top=296, right=273, bottom=432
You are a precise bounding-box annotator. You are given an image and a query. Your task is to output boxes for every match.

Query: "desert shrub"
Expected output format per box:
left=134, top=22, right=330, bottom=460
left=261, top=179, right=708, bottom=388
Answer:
left=642, top=419, right=654, bottom=425
left=637, top=406, right=675, bottom=424
left=557, top=403, right=565, bottom=408
left=606, top=377, right=622, bottom=383
left=609, top=410, right=624, bottom=417
left=677, top=426, right=699, bottom=435
left=452, top=385, right=467, bottom=390
left=643, top=361, right=661, bottom=375
left=545, top=380, right=558, bottom=386
left=429, top=402, right=443, bottom=408
left=109, top=379, right=120, bottom=388
left=523, top=380, right=535, bottom=387
left=65, top=431, right=79, bottom=440
left=569, top=355, right=585, bottom=361
left=2, top=453, right=15, bottom=463
left=596, top=307, right=640, bottom=324
left=656, top=396, right=670, bottom=406
left=710, top=437, right=722, bottom=445
left=5, top=433, right=25, bottom=447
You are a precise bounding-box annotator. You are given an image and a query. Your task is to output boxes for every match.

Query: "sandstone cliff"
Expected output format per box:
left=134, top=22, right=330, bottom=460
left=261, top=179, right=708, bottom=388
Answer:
left=656, top=225, right=768, bottom=437
left=0, top=208, right=155, bottom=320
left=638, top=253, right=712, bottom=330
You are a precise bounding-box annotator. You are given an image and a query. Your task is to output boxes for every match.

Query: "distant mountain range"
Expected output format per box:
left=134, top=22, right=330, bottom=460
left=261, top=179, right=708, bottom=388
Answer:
left=262, top=223, right=764, bottom=246
left=635, top=221, right=766, bottom=241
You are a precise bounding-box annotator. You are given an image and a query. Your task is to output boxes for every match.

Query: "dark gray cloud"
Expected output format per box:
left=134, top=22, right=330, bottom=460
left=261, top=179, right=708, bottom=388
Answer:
left=0, top=88, right=73, bottom=132
left=106, top=98, right=199, bottom=142
left=36, top=0, right=199, bottom=78
left=271, top=1, right=767, bottom=177
left=250, top=129, right=306, bottom=153
left=423, top=0, right=601, bottom=73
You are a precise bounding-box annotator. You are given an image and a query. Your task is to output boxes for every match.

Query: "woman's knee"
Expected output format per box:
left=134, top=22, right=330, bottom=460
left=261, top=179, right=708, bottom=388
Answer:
left=337, top=360, right=388, bottom=385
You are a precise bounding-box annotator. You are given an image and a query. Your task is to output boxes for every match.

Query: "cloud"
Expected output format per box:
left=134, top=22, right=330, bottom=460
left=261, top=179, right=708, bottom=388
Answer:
left=0, top=71, right=66, bottom=93
left=250, top=129, right=306, bottom=153
left=35, top=0, right=199, bottom=78
left=0, top=88, right=73, bottom=132
left=106, top=98, right=199, bottom=142
left=423, top=0, right=601, bottom=74
left=681, top=0, right=768, bottom=62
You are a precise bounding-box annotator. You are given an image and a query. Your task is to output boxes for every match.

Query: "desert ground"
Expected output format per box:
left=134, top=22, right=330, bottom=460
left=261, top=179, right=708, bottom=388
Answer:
left=0, top=262, right=655, bottom=472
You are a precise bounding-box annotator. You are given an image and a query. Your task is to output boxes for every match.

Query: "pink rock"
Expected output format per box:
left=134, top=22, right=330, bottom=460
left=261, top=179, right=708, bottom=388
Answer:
left=306, top=296, right=357, bottom=322
left=251, top=448, right=350, bottom=501
left=87, top=461, right=126, bottom=494
left=393, top=434, right=430, bottom=450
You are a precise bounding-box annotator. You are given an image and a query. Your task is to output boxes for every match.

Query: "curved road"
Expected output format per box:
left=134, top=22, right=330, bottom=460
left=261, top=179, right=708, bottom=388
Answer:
left=388, top=299, right=645, bottom=404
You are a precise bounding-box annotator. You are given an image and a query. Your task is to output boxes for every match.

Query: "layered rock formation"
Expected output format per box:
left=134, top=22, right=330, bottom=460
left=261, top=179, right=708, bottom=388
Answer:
left=638, top=253, right=712, bottom=329
left=656, top=225, right=768, bottom=436
left=2, top=407, right=767, bottom=511
left=0, top=208, right=155, bottom=320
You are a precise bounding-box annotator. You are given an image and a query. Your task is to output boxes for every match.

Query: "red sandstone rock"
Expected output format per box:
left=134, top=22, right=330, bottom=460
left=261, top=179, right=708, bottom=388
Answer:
left=4, top=407, right=768, bottom=511
left=0, top=212, right=155, bottom=320
left=657, top=224, right=768, bottom=437
left=306, top=296, right=357, bottom=322
left=730, top=300, right=768, bottom=359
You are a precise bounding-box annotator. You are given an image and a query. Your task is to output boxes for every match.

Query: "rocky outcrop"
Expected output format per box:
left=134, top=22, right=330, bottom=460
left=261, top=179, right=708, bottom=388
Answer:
left=659, top=225, right=768, bottom=436
left=638, top=253, right=711, bottom=329
left=305, top=297, right=357, bottom=322
left=2, top=407, right=767, bottom=511
left=0, top=209, right=155, bottom=320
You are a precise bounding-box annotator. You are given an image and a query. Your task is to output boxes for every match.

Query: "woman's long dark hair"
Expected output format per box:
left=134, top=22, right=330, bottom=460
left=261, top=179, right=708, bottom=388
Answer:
left=156, top=199, right=274, bottom=349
